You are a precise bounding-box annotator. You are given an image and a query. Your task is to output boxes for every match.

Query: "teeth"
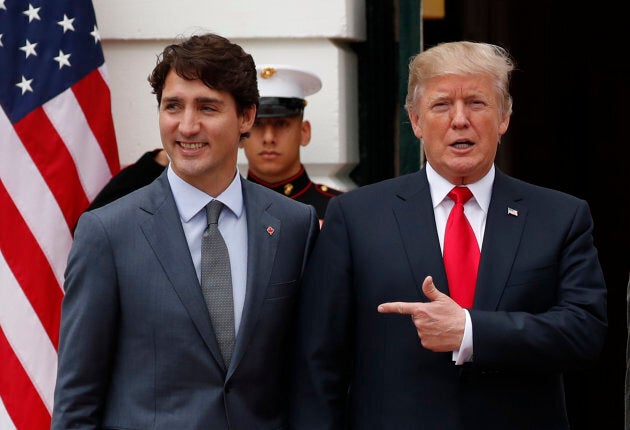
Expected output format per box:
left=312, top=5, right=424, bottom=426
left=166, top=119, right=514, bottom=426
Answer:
left=180, top=142, right=204, bottom=149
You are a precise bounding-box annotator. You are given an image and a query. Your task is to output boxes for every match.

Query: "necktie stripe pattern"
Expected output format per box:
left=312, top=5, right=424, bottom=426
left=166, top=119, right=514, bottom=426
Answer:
left=201, top=200, right=235, bottom=367
left=443, top=187, right=480, bottom=308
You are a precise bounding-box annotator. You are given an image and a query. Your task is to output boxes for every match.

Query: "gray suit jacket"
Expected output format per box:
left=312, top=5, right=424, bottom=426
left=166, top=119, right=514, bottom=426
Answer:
left=52, top=171, right=319, bottom=429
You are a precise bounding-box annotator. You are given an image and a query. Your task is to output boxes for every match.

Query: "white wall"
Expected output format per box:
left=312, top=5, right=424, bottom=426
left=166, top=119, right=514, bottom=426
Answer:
left=93, top=0, right=365, bottom=190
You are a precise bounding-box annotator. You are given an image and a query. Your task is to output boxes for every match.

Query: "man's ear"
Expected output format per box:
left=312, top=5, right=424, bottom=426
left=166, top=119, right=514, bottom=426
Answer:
left=300, top=120, right=312, bottom=147
left=240, top=105, right=257, bottom=134
left=408, top=111, right=423, bottom=139
left=498, top=113, right=510, bottom=136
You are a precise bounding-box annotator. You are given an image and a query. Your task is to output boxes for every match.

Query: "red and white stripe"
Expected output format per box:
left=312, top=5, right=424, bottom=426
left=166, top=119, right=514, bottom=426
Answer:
left=0, top=65, right=119, bottom=429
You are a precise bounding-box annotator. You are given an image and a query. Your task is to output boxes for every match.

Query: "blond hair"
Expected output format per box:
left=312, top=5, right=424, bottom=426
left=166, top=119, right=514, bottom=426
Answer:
left=405, top=41, right=515, bottom=118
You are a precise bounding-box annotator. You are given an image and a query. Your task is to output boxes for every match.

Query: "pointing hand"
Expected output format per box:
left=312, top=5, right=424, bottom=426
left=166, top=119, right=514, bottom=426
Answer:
left=377, top=276, right=466, bottom=352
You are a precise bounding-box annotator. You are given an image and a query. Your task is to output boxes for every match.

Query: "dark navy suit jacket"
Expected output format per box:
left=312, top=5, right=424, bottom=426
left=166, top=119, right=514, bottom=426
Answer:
left=291, top=166, right=607, bottom=430
left=52, top=171, right=319, bottom=429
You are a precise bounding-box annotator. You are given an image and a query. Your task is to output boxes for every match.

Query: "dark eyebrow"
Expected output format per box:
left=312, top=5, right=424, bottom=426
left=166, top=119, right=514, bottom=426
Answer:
left=160, top=96, right=225, bottom=105
left=161, top=96, right=180, bottom=104
left=196, top=97, right=224, bottom=105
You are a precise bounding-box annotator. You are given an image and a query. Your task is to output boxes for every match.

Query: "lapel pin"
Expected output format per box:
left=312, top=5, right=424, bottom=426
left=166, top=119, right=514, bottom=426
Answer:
left=507, top=207, right=518, bottom=217
left=266, top=226, right=275, bottom=235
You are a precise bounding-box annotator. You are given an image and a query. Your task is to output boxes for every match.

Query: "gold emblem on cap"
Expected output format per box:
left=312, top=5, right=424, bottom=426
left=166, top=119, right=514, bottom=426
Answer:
left=260, top=67, right=277, bottom=79
left=283, top=183, right=294, bottom=196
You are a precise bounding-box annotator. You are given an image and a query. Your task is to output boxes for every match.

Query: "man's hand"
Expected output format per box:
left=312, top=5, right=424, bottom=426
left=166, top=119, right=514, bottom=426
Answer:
left=377, top=276, right=466, bottom=352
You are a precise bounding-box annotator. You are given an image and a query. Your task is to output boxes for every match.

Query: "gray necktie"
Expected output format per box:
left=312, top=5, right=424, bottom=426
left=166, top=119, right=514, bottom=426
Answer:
left=201, top=200, right=235, bottom=367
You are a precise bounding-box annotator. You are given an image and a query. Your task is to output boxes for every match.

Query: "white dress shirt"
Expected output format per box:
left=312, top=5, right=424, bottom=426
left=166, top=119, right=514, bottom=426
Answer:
left=167, top=165, right=248, bottom=336
left=425, top=162, right=494, bottom=364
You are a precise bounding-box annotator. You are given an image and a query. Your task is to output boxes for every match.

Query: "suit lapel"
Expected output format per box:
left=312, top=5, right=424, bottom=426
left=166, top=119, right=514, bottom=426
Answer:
left=393, top=171, right=449, bottom=299
left=474, top=169, right=527, bottom=310
left=227, top=180, right=280, bottom=376
left=139, top=173, right=226, bottom=369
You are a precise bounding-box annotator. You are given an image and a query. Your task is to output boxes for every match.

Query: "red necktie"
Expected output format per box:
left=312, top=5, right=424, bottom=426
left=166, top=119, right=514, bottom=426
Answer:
left=443, top=187, right=480, bottom=308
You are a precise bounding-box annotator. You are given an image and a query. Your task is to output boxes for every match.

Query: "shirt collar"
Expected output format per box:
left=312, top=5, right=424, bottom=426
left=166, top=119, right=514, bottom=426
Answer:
left=425, top=161, right=494, bottom=212
left=167, top=164, right=244, bottom=222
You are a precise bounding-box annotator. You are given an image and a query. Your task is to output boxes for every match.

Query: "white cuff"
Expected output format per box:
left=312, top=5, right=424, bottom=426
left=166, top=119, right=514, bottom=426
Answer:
left=452, top=309, right=473, bottom=365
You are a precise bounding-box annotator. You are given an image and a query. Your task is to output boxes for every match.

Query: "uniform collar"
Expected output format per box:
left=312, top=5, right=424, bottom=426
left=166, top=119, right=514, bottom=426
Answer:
left=247, top=164, right=313, bottom=198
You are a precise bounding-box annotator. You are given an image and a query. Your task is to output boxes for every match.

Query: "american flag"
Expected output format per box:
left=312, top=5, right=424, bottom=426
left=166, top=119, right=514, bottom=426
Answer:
left=0, top=0, right=119, bottom=428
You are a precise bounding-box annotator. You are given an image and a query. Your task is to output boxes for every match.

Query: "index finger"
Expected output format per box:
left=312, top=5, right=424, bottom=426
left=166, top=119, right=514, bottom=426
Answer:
left=377, top=302, right=418, bottom=315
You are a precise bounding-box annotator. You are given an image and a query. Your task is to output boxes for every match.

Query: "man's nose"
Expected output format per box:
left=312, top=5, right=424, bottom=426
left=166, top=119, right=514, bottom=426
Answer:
left=179, top=110, right=201, bottom=135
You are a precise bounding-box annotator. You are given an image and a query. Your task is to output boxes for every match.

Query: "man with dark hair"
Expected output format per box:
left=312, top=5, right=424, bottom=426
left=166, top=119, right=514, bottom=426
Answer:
left=86, top=64, right=343, bottom=226
left=52, top=33, right=319, bottom=429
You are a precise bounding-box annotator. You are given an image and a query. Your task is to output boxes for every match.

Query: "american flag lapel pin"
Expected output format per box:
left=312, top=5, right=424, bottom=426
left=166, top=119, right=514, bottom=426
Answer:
left=266, top=226, right=275, bottom=235
left=507, top=207, right=518, bottom=217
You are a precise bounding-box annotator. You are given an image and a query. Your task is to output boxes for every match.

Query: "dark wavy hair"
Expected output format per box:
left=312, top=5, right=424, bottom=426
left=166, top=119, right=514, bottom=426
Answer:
left=148, top=33, right=259, bottom=116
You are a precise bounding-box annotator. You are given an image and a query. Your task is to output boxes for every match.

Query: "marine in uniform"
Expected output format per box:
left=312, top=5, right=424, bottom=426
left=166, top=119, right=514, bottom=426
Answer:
left=241, top=64, right=343, bottom=222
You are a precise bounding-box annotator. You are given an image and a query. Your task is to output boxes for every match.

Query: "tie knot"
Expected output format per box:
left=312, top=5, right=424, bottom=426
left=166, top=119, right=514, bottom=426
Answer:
left=448, top=187, right=473, bottom=205
left=206, top=200, right=224, bottom=226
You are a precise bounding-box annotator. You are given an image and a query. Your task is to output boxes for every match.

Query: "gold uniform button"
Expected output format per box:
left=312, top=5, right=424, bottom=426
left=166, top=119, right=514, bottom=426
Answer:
left=320, top=185, right=328, bottom=192
left=283, top=183, right=294, bottom=196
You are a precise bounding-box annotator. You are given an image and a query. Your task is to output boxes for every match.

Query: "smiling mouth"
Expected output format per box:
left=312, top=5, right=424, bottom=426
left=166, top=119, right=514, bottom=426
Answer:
left=179, top=142, right=205, bottom=150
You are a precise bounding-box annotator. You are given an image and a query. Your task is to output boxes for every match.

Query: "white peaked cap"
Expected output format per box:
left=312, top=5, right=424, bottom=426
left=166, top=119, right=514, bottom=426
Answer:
left=256, top=64, right=322, bottom=99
